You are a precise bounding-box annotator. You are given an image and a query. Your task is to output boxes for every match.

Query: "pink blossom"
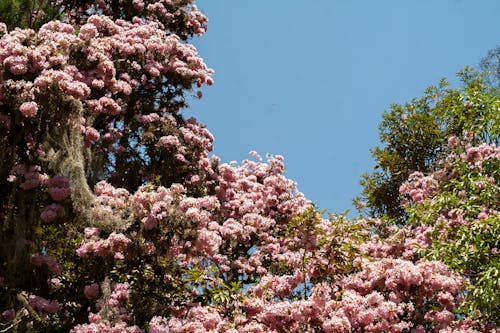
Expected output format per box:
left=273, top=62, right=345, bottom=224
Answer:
left=31, top=254, right=63, bottom=275
left=78, top=23, right=98, bottom=40
left=84, top=227, right=100, bottom=239
left=84, top=283, right=99, bottom=299
left=84, top=127, right=100, bottom=146
left=477, top=211, right=488, bottom=220
left=108, top=232, right=131, bottom=253
left=144, top=241, right=156, bottom=255
left=19, top=167, right=43, bottom=190
left=49, top=278, right=62, bottom=288
left=4, top=55, right=28, bottom=75
left=28, top=295, right=61, bottom=314
left=19, top=101, right=38, bottom=117
left=132, top=0, right=145, bottom=10
left=158, top=135, right=180, bottom=148
left=40, top=203, right=64, bottom=223
left=46, top=175, right=71, bottom=201
left=1, top=309, right=15, bottom=321
left=448, top=136, right=458, bottom=147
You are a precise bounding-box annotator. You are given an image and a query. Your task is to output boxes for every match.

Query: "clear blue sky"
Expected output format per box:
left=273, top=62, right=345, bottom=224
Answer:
left=187, top=0, right=499, bottom=215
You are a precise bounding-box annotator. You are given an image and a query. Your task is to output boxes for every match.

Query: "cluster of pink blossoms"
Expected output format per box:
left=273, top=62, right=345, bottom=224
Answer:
left=134, top=113, right=218, bottom=186
left=7, top=166, right=70, bottom=223
left=399, top=171, right=439, bottom=204
left=63, top=0, right=208, bottom=38
left=77, top=229, right=132, bottom=260
left=46, top=175, right=71, bottom=201
left=28, top=294, right=61, bottom=316
left=69, top=146, right=495, bottom=332
left=148, top=257, right=486, bottom=332
left=0, top=12, right=214, bottom=185
left=460, top=143, right=500, bottom=170
left=40, top=203, right=64, bottom=223
left=31, top=254, right=63, bottom=275
left=9, top=165, right=47, bottom=190
left=71, top=282, right=142, bottom=333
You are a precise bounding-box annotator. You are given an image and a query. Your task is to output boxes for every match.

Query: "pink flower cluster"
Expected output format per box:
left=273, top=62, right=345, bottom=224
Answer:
left=19, top=101, right=38, bottom=117
left=1, top=309, right=15, bottom=321
left=149, top=253, right=475, bottom=332
left=65, top=0, right=208, bottom=39
left=76, top=232, right=131, bottom=260
left=460, top=143, right=500, bottom=170
left=40, top=203, right=64, bottom=223
left=71, top=282, right=142, bottom=333
left=0, top=12, right=213, bottom=169
left=46, top=175, right=71, bottom=201
left=31, top=254, right=63, bottom=275
left=83, top=126, right=100, bottom=147
left=84, top=283, right=100, bottom=299
left=149, top=305, right=222, bottom=332
left=92, top=181, right=130, bottom=223
left=70, top=320, right=142, bottom=333
left=10, top=165, right=48, bottom=190
left=130, top=184, right=177, bottom=230
left=359, top=222, right=432, bottom=260
left=399, top=171, right=439, bottom=204
left=158, top=134, right=179, bottom=148
left=28, top=295, right=61, bottom=315
left=136, top=114, right=217, bottom=187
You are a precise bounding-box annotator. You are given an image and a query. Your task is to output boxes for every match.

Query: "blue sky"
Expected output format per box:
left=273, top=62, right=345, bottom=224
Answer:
left=187, top=0, right=499, bottom=215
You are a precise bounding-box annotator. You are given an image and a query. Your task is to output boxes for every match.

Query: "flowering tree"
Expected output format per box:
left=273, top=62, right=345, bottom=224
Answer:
left=356, top=70, right=499, bottom=224
left=0, top=1, right=497, bottom=332
left=400, top=139, right=500, bottom=321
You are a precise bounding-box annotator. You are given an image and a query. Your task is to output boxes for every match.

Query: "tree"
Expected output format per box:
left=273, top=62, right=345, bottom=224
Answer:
left=0, top=1, right=497, bottom=332
left=0, top=0, right=60, bottom=30
left=0, top=0, right=215, bottom=330
left=480, top=46, right=500, bottom=89
left=356, top=69, right=500, bottom=224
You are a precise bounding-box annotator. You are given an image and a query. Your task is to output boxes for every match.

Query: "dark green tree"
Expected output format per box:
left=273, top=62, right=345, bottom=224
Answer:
left=0, top=0, right=60, bottom=30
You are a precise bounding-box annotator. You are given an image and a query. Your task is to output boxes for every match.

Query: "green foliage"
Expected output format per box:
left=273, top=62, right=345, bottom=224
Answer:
left=0, top=0, right=61, bottom=30
left=357, top=68, right=500, bottom=224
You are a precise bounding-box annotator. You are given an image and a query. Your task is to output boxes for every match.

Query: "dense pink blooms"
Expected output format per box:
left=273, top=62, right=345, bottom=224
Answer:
left=148, top=306, right=223, bottom=332
left=28, top=295, right=60, bottom=314
left=448, top=136, right=458, bottom=147
left=31, top=254, right=63, bottom=275
left=46, top=175, right=71, bottom=201
left=84, top=227, right=100, bottom=239
left=1, top=309, right=15, bottom=321
left=84, top=283, right=100, bottom=299
left=84, top=127, right=100, bottom=146
left=12, top=165, right=47, bottom=190
left=72, top=282, right=142, bottom=333
left=158, top=135, right=180, bottom=148
left=19, top=101, right=38, bottom=117
left=399, top=171, right=439, bottom=203
left=460, top=143, right=500, bottom=170
left=76, top=232, right=131, bottom=258
left=40, top=203, right=64, bottom=223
